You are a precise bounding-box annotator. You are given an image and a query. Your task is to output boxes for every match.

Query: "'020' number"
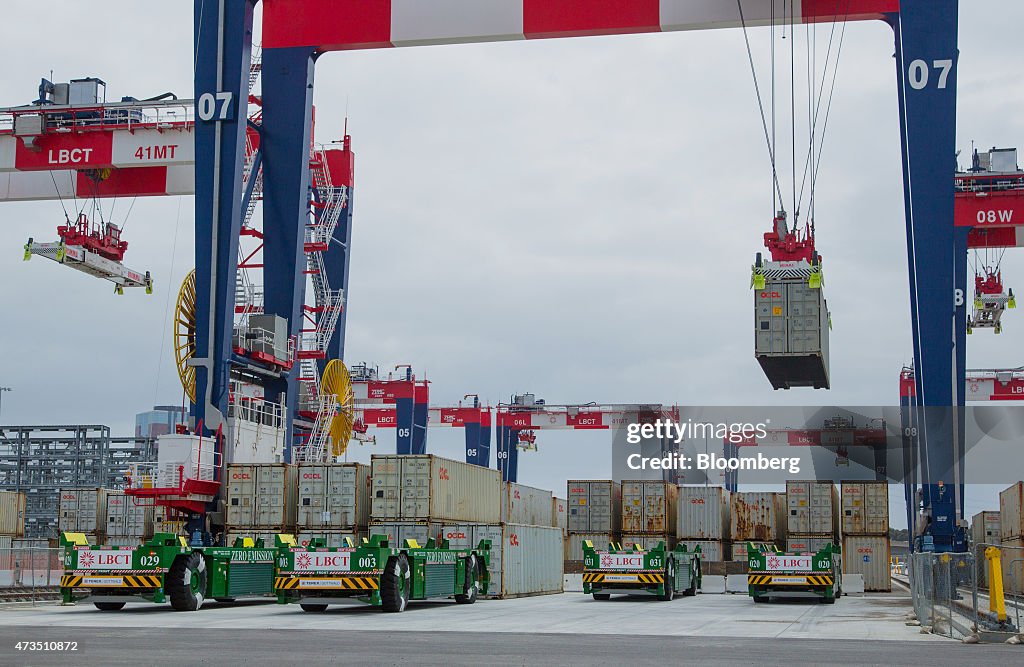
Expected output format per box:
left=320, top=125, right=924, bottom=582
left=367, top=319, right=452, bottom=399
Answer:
left=139, top=555, right=160, bottom=567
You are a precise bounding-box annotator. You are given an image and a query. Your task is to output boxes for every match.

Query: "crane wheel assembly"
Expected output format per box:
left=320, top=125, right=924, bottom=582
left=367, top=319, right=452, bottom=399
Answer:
left=174, top=269, right=198, bottom=403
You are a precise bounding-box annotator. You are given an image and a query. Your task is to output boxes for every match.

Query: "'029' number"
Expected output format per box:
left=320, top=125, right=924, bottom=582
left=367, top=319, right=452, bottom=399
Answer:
left=139, top=555, right=160, bottom=567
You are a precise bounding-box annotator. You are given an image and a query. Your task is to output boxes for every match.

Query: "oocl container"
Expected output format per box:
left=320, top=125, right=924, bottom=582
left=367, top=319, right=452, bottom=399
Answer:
left=567, top=480, right=621, bottom=533
left=551, top=497, right=568, bottom=533
left=786, top=481, right=839, bottom=535
left=841, top=482, right=890, bottom=535
left=730, top=491, right=786, bottom=542
left=677, top=486, right=730, bottom=540
left=225, top=530, right=281, bottom=547
left=441, top=523, right=563, bottom=598
left=226, top=464, right=298, bottom=529
left=105, top=491, right=153, bottom=538
left=296, top=463, right=371, bottom=529
left=58, top=488, right=108, bottom=534
left=620, top=533, right=677, bottom=551
left=368, top=521, right=443, bottom=547
left=677, top=540, right=726, bottom=562
left=295, top=530, right=362, bottom=549
left=370, top=455, right=501, bottom=524
left=787, top=535, right=835, bottom=555
left=0, top=491, right=26, bottom=536
left=755, top=271, right=830, bottom=390
left=730, top=541, right=775, bottom=562
left=1000, top=482, right=1024, bottom=541
left=621, top=481, right=678, bottom=534
left=565, top=532, right=617, bottom=561
left=842, top=535, right=891, bottom=592
left=502, top=482, right=553, bottom=526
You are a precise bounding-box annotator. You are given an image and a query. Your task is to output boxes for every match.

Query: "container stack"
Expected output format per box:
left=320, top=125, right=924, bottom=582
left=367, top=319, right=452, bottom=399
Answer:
left=1000, top=482, right=1024, bottom=594
left=676, top=485, right=730, bottom=562
left=840, top=481, right=891, bottom=592
left=565, top=480, right=621, bottom=564
left=729, top=491, right=786, bottom=560
left=620, top=480, right=678, bottom=551
left=971, top=510, right=1001, bottom=587
left=0, top=491, right=26, bottom=551
left=551, top=497, right=567, bottom=535
left=57, top=488, right=108, bottom=543
left=224, top=463, right=298, bottom=545
left=104, top=490, right=153, bottom=547
left=295, top=462, right=370, bottom=547
left=785, top=481, right=839, bottom=555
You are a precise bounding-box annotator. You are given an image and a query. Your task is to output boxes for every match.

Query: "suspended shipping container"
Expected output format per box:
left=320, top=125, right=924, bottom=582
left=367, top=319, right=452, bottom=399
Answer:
left=567, top=480, right=621, bottom=533
left=621, top=480, right=678, bottom=534
left=58, top=488, right=108, bottom=534
left=731, top=492, right=786, bottom=542
left=226, top=464, right=298, bottom=529
left=368, top=521, right=443, bottom=547
left=1000, top=482, right=1024, bottom=541
left=502, top=482, right=553, bottom=526
left=754, top=268, right=830, bottom=390
left=677, top=540, right=726, bottom=562
left=0, top=491, right=26, bottom=536
left=296, top=462, right=370, bottom=529
left=677, top=486, right=730, bottom=540
left=551, top=497, right=568, bottom=533
left=370, top=455, right=501, bottom=524
left=441, top=523, right=563, bottom=598
left=786, top=481, right=839, bottom=536
left=105, top=491, right=152, bottom=538
left=841, top=482, right=889, bottom=535
left=565, top=532, right=617, bottom=561
left=842, top=535, right=891, bottom=592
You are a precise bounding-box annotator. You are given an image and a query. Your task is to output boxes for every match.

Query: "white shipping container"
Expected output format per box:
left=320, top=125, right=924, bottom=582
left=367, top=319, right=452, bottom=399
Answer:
left=441, top=523, right=563, bottom=598
left=0, top=491, right=26, bottom=536
left=105, top=491, right=153, bottom=538
left=621, top=481, right=678, bottom=534
left=677, top=486, right=730, bottom=540
left=621, top=533, right=676, bottom=551
left=0, top=535, right=11, bottom=551
left=971, top=511, right=1001, bottom=547
left=677, top=540, right=725, bottom=562
left=502, top=482, right=553, bottom=526
left=551, top=497, right=567, bottom=532
left=841, top=482, right=890, bottom=535
left=567, top=480, right=621, bottom=533
left=370, top=455, right=501, bottom=523
left=296, top=463, right=371, bottom=529
left=731, top=492, right=786, bottom=542
left=225, top=530, right=281, bottom=547
left=368, top=521, right=444, bottom=547
left=226, top=464, right=297, bottom=528
left=843, top=535, right=891, bottom=592
left=565, top=532, right=616, bottom=561
left=58, top=488, right=108, bottom=534
left=786, top=481, right=839, bottom=535
left=104, top=536, right=143, bottom=548
left=1000, top=482, right=1024, bottom=541
left=787, top=535, right=835, bottom=555
left=295, top=530, right=362, bottom=549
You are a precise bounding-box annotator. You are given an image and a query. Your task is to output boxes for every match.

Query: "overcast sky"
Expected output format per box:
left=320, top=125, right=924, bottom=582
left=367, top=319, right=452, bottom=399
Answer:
left=1, top=3, right=1021, bottom=525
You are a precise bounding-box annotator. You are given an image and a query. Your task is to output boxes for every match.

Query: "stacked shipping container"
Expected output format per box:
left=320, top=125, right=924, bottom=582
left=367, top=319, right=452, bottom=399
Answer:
left=621, top=480, right=678, bottom=550
left=971, top=510, right=1001, bottom=587
left=105, top=491, right=153, bottom=546
left=677, top=486, right=730, bottom=563
left=296, top=462, right=370, bottom=546
left=785, top=481, right=839, bottom=558
left=999, top=482, right=1024, bottom=593
left=0, top=491, right=26, bottom=539
left=566, top=480, right=620, bottom=564
left=841, top=481, right=891, bottom=592
left=730, top=491, right=786, bottom=560
left=225, top=464, right=298, bottom=531
left=57, top=488, right=108, bottom=543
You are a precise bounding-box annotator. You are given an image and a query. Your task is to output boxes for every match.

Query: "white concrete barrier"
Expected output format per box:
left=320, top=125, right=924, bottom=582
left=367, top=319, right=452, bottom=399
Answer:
left=843, top=573, right=865, bottom=594
left=564, top=574, right=583, bottom=592
left=700, top=575, right=726, bottom=593
left=726, top=574, right=748, bottom=592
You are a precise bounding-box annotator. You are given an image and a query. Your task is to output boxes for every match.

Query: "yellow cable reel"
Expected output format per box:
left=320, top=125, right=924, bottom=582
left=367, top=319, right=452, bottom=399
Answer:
left=173, top=270, right=197, bottom=403
left=321, top=359, right=355, bottom=457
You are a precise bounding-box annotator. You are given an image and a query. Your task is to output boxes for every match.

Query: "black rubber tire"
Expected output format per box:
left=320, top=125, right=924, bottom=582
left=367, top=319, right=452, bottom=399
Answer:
left=300, top=603, right=329, bottom=612
left=380, top=554, right=410, bottom=613
left=592, top=593, right=611, bottom=601
left=455, top=555, right=479, bottom=604
left=753, top=595, right=769, bottom=603
left=821, top=596, right=836, bottom=604
left=93, top=601, right=125, bottom=611
left=167, top=552, right=207, bottom=612
left=658, top=559, right=675, bottom=601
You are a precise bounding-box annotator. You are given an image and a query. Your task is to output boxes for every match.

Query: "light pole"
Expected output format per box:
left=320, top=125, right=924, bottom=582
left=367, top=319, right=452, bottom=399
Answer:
left=0, top=387, right=10, bottom=423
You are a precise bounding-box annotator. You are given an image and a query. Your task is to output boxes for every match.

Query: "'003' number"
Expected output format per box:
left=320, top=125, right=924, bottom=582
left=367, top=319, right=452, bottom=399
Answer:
left=357, top=557, right=376, bottom=569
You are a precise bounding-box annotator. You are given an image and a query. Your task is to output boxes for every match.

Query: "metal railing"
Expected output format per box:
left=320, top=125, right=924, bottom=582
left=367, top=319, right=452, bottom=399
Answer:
left=0, top=100, right=194, bottom=135
left=0, top=547, right=62, bottom=604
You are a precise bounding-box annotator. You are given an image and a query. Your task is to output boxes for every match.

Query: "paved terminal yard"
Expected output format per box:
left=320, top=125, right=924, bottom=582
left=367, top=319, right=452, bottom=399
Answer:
left=3, top=591, right=1020, bottom=665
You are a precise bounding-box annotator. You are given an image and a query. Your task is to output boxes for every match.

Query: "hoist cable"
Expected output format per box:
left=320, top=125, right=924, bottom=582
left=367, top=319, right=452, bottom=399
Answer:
left=789, top=0, right=797, bottom=222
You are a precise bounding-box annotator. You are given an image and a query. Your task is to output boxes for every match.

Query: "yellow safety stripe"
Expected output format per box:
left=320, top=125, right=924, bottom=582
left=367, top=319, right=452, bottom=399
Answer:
left=274, top=576, right=380, bottom=591
left=747, top=574, right=834, bottom=586
left=582, top=573, right=665, bottom=584
left=61, top=574, right=161, bottom=588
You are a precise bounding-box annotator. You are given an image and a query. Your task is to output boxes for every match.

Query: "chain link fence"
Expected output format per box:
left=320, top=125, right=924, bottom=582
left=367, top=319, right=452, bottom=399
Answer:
left=0, top=547, right=63, bottom=603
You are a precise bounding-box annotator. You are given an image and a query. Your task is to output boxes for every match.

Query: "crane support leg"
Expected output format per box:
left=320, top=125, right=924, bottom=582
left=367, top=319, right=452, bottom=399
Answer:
left=892, top=0, right=967, bottom=552
left=192, top=0, right=254, bottom=436
left=496, top=427, right=520, bottom=483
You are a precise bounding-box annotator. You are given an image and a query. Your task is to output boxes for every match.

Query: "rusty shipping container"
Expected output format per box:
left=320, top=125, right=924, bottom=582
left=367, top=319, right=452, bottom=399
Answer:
left=0, top=491, right=26, bottom=536
left=1002, top=537, right=1024, bottom=594
left=58, top=488, right=108, bottom=534
left=730, top=491, right=786, bottom=542
left=441, top=523, right=563, bottom=598
left=1000, top=482, right=1024, bottom=541
left=842, top=535, right=891, bottom=592
left=295, top=530, right=362, bottom=549
left=786, top=481, right=839, bottom=536
left=502, top=482, right=553, bottom=526
left=296, top=462, right=371, bottom=529
left=567, top=480, right=621, bottom=533
left=677, top=486, right=731, bottom=540
left=370, top=455, right=501, bottom=524
left=677, top=540, right=727, bottom=562
left=621, top=533, right=677, bottom=551
left=551, top=497, right=568, bottom=532
left=730, top=541, right=776, bottom=561
left=369, top=521, right=444, bottom=546
left=841, top=481, right=889, bottom=535
left=105, top=491, right=153, bottom=538
left=621, top=480, right=678, bottom=534
left=787, top=535, right=836, bottom=555
left=226, top=464, right=298, bottom=529
left=565, top=532, right=618, bottom=561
